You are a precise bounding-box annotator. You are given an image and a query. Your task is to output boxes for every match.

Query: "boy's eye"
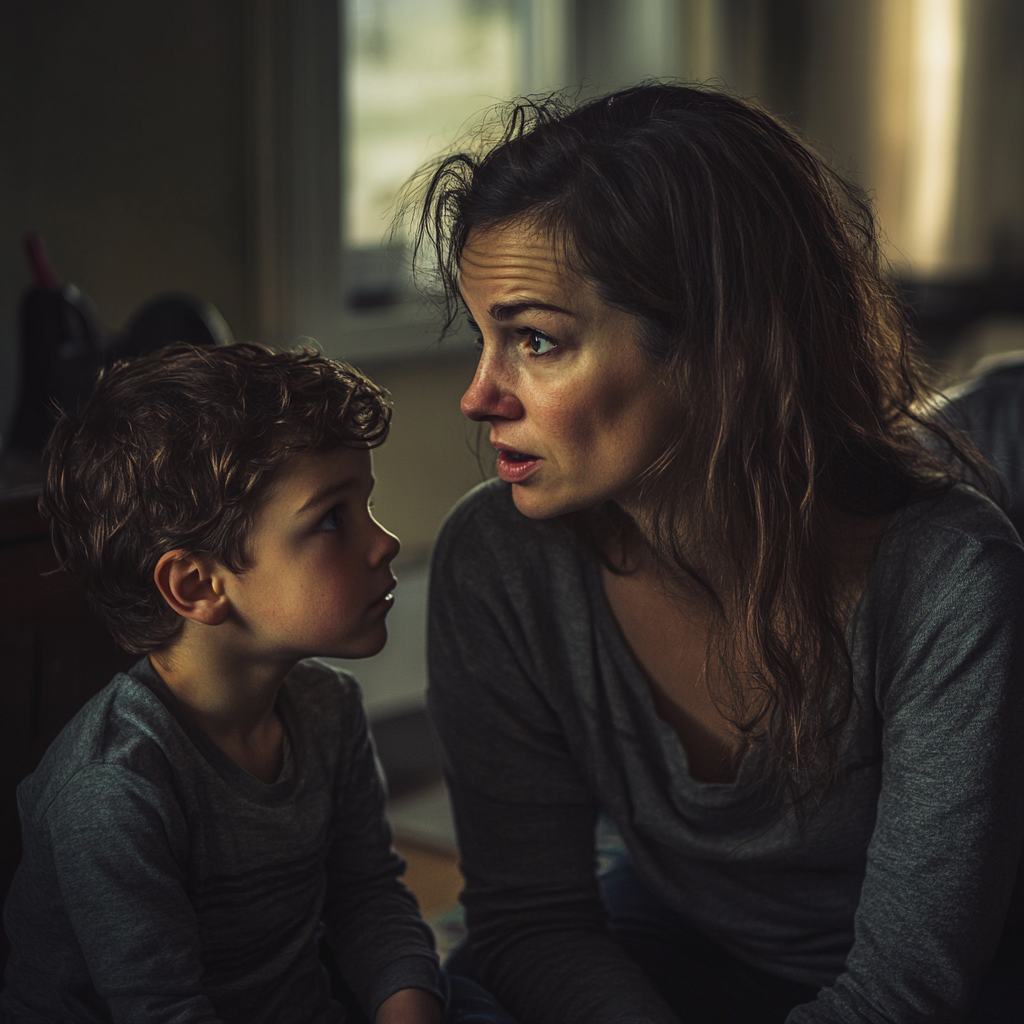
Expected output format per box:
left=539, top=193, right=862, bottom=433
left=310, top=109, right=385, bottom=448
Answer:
left=319, top=505, right=342, bottom=532
left=528, top=330, right=557, bottom=355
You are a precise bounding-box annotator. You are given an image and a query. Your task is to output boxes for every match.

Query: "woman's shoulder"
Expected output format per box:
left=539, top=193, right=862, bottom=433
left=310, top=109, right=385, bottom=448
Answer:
left=442, top=477, right=520, bottom=529
left=885, top=482, right=1021, bottom=555
left=866, top=483, right=1024, bottom=626
left=435, top=478, right=570, bottom=560
left=431, top=480, right=589, bottom=617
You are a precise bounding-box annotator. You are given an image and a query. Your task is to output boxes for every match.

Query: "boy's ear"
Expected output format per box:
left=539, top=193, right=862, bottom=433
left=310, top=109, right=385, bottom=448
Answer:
left=153, top=551, right=231, bottom=626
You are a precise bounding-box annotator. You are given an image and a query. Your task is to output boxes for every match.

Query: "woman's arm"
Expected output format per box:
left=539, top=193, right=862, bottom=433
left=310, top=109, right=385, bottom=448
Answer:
left=788, top=513, right=1024, bottom=1023
left=427, top=492, right=679, bottom=1024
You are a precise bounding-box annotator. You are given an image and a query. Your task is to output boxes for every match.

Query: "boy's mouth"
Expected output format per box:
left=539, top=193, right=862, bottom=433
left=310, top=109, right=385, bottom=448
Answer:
left=370, top=578, right=397, bottom=611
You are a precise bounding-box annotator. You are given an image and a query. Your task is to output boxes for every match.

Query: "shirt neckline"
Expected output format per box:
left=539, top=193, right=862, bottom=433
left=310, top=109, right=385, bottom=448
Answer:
left=129, top=656, right=299, bottom=803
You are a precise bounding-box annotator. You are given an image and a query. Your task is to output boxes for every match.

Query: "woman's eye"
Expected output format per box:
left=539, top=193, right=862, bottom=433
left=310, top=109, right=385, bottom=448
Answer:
left=528, top=331, right=557, bottom=355
left=465, top=315, right=484, bottom=349
left=319, top=506, right=342, bottom=532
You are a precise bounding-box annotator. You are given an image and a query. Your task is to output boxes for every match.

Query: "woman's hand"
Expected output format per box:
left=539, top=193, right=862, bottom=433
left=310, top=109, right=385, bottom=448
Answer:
left=375, top=986, right=443, bottom=1024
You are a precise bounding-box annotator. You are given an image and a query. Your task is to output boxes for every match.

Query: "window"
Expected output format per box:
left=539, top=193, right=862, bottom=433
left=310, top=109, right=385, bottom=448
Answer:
left=345, top=0, right=569, bottom=309
left=247, top=1, right=676, bottom=359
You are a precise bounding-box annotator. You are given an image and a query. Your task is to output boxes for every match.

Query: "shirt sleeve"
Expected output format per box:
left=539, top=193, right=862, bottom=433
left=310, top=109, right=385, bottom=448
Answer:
left=787, top=521, right=1024, bottom=1023
left=320, top=689, right=441, bottom=1019
left=44, top=764, right=224, bottom=1023
left=427, top=498, right=680, bottom=1024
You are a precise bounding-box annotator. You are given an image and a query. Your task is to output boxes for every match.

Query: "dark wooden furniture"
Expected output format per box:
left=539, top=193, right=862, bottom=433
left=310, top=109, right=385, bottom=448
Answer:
left=0, top=478, right=134, bottom=979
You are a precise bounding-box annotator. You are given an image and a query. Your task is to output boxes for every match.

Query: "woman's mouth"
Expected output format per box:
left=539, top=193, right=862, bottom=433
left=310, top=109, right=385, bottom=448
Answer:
left=496, top=448, right=543, bottom=483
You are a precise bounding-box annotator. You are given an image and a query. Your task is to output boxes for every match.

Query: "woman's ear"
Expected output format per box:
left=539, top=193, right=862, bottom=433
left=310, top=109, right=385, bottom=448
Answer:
left=153, top=550, right=231, bottom=626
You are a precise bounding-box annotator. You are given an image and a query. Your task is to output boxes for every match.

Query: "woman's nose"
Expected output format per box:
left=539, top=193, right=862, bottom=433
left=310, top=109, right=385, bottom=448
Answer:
left=461, top=357, right=523, bottom=422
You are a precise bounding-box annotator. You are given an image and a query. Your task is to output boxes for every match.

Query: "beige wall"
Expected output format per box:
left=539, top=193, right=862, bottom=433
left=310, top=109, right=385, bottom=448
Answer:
left=360, top=352, right=495, bottom=564
left=0, top=1, right=249, bottom=433
left=0, top=1, right=249, bottom=337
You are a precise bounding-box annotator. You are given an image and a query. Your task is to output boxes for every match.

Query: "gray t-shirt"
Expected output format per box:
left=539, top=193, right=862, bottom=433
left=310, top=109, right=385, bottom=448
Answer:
left=945, top=354, right=1024, bottom=536
left=428, top=479, right=1024, bottom=1024
left=2, top=658, right=439, bottom=1023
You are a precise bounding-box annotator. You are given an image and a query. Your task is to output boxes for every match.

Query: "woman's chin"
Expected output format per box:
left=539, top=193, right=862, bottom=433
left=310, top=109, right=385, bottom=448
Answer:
left=508, top=481, right=593, bottom=520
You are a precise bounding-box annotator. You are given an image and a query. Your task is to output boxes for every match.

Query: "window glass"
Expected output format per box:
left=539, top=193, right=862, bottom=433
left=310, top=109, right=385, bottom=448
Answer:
left=346, top=0, right=518, bottom=255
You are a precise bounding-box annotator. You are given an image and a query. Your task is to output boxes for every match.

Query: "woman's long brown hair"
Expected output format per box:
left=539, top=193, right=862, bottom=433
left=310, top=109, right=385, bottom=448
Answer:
left=409, top=82, right=1000, bottom=809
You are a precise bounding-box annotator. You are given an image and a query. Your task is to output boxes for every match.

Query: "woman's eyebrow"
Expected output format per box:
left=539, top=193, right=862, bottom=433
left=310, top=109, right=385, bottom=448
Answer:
left=488, top=300, right=579, bottom=321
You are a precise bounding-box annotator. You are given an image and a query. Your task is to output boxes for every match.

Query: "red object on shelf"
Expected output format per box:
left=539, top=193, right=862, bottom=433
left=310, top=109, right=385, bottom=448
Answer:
left=22, top=233, right=60, bottom=291
left=7, top=235, right=103, bottom=451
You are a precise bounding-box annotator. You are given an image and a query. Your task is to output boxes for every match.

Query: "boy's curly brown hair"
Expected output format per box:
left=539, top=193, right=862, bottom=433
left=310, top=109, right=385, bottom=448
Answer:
left=40, top=342, right=391, bottom=654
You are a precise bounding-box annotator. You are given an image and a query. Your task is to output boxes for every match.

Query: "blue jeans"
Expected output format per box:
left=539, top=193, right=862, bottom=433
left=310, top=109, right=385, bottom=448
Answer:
left=442, top=971, right=519, bottom=1024
left=320, top=938, right=516, bottom=1023
left=446, top=860, right=1024, bottom=1023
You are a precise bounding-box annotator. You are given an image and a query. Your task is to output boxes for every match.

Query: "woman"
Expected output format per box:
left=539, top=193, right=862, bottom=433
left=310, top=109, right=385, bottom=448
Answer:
left=416, top=84, right=1024, bottom=1023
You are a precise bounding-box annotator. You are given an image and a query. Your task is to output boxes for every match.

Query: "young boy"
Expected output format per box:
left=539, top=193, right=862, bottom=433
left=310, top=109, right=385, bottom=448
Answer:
left=1, top=344, right=452, bottom=1023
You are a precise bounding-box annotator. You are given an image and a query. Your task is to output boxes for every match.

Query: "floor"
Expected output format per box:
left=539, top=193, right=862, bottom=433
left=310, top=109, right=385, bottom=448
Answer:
left=388, top=782, right=467, bottom=961
left=385, top=780, right=630, bottom=963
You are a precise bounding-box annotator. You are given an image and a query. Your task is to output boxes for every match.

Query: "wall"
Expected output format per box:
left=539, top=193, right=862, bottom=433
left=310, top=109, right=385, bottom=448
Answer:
left=716, top=0, right=1024, bottom=277
left=0, top=0, right=487, bottom=565
left=0, top=1, right=249, bottom=434
left=359, top=351, right=493, bottom=562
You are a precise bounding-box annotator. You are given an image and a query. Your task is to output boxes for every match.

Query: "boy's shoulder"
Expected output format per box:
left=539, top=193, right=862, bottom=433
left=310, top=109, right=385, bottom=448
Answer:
left=19, top=657, right=370, bottom=829
left=277, top=660, right=376, bottom=784
left=17, top=665, right=189, bottom=826
left=279, top=659, right=368, bottom=746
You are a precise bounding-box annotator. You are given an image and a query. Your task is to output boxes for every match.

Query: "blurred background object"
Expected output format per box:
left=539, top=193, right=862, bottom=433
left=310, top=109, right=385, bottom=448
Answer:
left=113, top=292, right=233, bottom=361
left=5, top=234, right=103, bottom=457
left=1, top=0, right=1022, bottom=956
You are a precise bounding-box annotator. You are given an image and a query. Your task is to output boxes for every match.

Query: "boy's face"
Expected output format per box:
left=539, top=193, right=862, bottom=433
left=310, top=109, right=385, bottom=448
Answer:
left=223, top=447, right=400, bottom=662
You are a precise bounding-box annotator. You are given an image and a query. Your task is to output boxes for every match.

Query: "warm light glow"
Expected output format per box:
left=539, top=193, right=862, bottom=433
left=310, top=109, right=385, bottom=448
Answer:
left=904, top=0, right=965, bottom=272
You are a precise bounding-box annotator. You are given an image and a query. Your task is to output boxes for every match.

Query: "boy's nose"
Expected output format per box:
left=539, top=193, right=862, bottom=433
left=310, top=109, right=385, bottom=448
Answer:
left=371, top=520, right=401, bottom=567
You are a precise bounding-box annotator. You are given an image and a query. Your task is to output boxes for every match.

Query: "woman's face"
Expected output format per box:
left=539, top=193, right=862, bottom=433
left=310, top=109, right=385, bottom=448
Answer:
left=459, top=220, right=676, bottom=520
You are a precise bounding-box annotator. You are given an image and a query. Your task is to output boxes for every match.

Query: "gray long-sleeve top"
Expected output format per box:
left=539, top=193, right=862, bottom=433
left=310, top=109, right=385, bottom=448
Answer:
left=2, top=658, right=439, bottom=1023
left=945, top=353, right=1024, bottom=536
left=427, top=479, right=1024, bottom=1024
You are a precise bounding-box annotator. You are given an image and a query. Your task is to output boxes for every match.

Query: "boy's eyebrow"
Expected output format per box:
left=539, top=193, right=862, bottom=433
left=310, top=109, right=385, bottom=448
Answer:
left=294, top=476, right=369, bottom=517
